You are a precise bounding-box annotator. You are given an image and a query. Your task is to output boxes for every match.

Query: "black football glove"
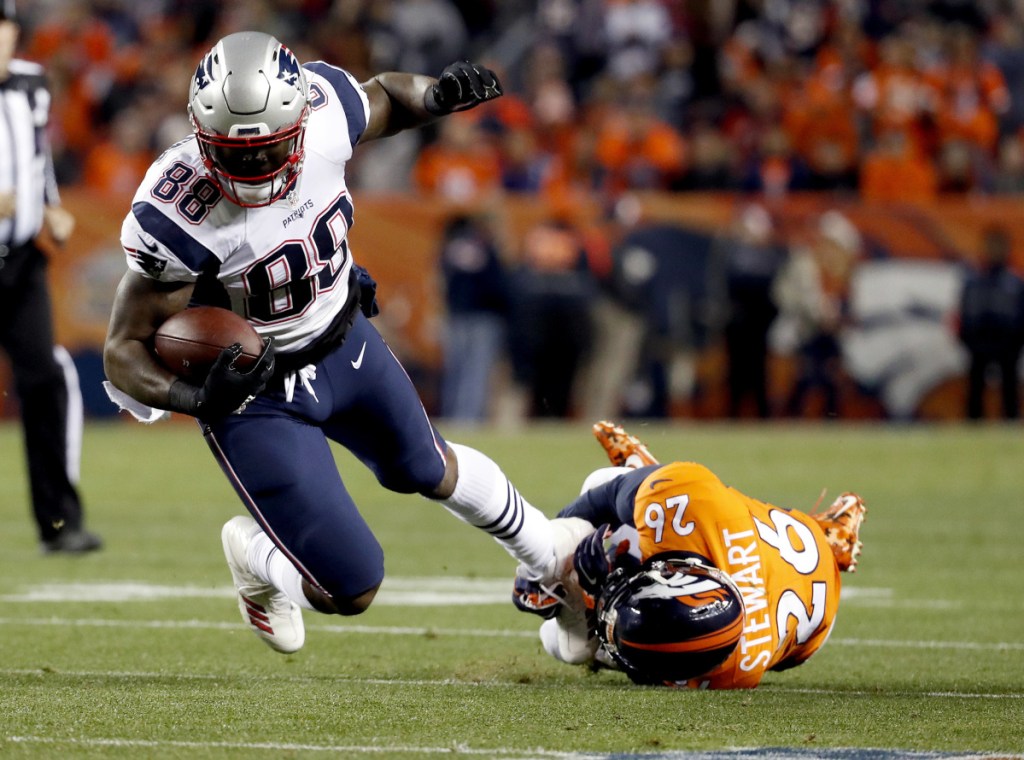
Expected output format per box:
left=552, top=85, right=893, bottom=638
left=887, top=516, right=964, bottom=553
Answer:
left=574, top=523, right=642, bottom=597
left=573, top=524, right=615, bottom=596
left=168, top=338, right=275, bottom=420
left=424, top=61, right=503, bottom=116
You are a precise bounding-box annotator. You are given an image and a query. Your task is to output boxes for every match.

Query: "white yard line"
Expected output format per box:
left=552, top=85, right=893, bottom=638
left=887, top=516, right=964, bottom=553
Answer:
left=5, top=735, right=603, bottom=758
left=13, top=736, right=1017, bottom=760
left=3, top=664, right=1023, bottom=700
left=3, top=583, right=1019, bottom=759
left=0, top=579, right=954, bottom=609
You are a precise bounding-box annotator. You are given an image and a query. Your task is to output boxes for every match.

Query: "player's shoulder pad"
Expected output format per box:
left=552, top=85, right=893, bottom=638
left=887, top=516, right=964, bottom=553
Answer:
left=640, top=461, right=718, bottom=495
left=303, top=61, right=369, bottom=145
left=121, top=195, right=216, bottom=281
left=150, top=134, right=202, bottom=171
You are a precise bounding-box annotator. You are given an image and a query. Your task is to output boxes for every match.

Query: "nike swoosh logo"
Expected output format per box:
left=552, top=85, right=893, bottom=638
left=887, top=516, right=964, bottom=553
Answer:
left=350, top=341, right=367, bottom=370
left=137, top=234, right=158, bottom=253
left=649, top=478, right=671, bottom=489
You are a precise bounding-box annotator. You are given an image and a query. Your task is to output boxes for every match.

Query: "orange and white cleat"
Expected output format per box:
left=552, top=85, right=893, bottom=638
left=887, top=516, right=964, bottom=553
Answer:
left=810, top=492, right=867, bottom=572
left=592, top=420, right=660, bottom=468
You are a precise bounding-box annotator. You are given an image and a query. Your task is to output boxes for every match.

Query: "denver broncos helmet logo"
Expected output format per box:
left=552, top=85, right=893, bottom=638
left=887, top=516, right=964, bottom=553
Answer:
left=675, top=585, right=732, bottom=608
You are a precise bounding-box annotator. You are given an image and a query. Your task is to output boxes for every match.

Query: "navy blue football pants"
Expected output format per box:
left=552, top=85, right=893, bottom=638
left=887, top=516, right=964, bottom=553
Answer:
left=202, top=312, right=448, bottom=600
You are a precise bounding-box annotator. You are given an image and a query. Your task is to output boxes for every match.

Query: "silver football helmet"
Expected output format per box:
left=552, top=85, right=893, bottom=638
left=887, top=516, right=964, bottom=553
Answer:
left=188, top=32, right=309, bottom=207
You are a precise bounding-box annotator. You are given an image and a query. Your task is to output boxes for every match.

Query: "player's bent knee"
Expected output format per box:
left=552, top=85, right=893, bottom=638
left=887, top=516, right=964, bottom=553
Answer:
left=420, top=445, right=459, bottom=500
left=378, top=457, right=448, bottom=497
left=539, top=617, right=599, bottom=665
left=335, top=584, right=379, bottom=615
left=307, top=579, right=381, bottom=616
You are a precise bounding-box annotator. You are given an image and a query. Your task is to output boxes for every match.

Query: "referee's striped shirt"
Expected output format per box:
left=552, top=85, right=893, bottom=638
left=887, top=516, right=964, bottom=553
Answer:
left=0, top=57, right=59, bottom=249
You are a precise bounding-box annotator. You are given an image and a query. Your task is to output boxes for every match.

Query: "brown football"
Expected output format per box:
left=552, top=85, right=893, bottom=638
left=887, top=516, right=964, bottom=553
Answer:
left=153, top=306, right=263, bottom=382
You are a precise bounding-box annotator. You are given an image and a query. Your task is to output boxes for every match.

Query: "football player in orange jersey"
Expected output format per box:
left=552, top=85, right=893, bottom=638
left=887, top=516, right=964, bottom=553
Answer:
left=513, top=421, right=866, bottom=688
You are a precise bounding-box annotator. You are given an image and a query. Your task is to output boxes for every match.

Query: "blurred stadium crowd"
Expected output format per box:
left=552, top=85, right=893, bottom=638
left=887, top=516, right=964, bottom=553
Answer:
left=12, top=0, right=1024, bottom=424
left=18, top=0, right=1024, bottom=201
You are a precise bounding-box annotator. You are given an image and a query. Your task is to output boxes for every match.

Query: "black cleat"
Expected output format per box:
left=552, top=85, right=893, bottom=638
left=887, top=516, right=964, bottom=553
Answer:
left=41, top=528, right=103, bottom=555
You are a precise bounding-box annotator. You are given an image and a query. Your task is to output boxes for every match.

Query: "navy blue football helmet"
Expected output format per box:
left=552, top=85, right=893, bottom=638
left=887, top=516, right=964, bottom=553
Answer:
left=595, top=558, right=745, bottom=685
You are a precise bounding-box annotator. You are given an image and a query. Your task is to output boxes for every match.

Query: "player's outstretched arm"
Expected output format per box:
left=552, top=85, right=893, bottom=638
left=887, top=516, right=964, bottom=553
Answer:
left=360, top=61, right=502, bottom=141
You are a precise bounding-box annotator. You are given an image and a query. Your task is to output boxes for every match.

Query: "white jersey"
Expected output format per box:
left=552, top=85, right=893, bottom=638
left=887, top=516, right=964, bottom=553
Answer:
left=120, top=62, right=370, bottom=354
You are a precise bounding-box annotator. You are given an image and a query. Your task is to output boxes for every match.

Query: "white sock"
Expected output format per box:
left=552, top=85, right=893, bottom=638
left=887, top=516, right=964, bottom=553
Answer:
left=440, top=443, right=555, bottom=578
left=246, top=529, right=316, bottom=611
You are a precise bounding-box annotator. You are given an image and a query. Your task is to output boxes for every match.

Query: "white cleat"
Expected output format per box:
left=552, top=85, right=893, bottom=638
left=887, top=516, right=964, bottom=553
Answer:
left=221, top=516, right=305, bottom=654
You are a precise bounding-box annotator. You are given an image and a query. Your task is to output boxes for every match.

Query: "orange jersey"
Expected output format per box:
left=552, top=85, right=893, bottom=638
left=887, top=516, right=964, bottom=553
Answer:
left=631, top=462, right=841, bottom=689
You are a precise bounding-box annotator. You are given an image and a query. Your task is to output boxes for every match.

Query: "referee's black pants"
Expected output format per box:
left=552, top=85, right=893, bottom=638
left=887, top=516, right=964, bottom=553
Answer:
left=0, top=242, right=85, bottom=542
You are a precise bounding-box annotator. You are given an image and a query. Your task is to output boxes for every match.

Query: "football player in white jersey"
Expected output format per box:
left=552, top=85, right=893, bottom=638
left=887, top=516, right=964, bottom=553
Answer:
left=104, top=32, right=564, bottom=654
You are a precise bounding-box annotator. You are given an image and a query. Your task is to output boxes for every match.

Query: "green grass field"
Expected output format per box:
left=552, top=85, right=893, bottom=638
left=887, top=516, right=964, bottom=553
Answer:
left=1, top=420, right=1022, bottom=759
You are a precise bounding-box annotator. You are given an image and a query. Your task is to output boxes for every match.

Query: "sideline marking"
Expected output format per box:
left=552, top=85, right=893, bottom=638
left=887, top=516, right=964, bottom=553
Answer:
left=5, top=735, right=1022, bottom=759
left=5, top=735, right=598, bottom=758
